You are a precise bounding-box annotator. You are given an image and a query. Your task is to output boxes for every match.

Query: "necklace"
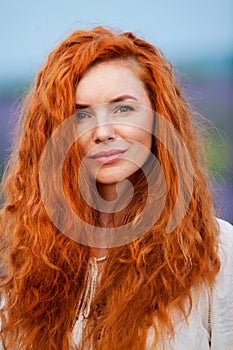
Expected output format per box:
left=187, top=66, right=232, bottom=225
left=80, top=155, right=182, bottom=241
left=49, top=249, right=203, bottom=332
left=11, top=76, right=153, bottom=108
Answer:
left=74, top=256, right=107, bottom=344
left=93, top=256, right=107, bottom=263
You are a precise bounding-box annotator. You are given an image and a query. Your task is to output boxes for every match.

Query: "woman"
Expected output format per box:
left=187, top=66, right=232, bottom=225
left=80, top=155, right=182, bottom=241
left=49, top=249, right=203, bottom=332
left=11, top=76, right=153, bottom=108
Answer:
left=0, top=26, right=232, bottom=349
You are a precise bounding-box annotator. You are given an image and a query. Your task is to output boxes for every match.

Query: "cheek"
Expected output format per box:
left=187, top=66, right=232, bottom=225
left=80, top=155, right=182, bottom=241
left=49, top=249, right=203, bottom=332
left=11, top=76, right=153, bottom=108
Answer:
left=135, top=132, right=152, bottom=152
left=142, top=131, right=152, bottom=150
left=130, top=112, right=154, bottom=150
left=77, top=134, right=90, bottom=157
left=126, top=127, right=153, bottom=150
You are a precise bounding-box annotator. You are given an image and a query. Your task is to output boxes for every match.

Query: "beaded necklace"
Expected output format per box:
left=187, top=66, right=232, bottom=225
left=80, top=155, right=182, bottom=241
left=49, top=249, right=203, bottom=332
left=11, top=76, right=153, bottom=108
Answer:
left=74, top=256, right=107, bottom=344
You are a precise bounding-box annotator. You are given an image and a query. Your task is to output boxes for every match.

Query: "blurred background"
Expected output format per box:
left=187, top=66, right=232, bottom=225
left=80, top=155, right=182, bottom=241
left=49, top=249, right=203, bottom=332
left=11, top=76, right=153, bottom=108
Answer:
left=0, top=0, right=232, bottom=223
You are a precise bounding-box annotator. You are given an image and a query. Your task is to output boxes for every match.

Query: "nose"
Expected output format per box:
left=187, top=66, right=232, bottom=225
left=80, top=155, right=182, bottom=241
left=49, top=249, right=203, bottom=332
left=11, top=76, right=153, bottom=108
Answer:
left=93, top=121, right=116, bottom=144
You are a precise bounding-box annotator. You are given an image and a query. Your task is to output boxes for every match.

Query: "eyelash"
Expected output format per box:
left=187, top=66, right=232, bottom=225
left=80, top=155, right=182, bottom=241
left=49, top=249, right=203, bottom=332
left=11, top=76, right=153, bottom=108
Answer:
left=75, top=105, right=135, bottom=121
left=75, top=111, right=91, bottom=120
left=114, top=105, right=134, bottom=114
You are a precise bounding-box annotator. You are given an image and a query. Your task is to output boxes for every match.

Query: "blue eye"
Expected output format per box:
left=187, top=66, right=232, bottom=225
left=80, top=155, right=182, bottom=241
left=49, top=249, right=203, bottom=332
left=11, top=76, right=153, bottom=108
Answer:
left=115, top=105, right=134, bottom=114
left=76, top=111, right=90, bottom=120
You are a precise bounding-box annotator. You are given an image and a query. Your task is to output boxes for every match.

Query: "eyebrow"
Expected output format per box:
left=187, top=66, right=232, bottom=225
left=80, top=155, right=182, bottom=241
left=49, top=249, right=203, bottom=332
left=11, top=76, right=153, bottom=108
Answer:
left=75, top=94, right=138, bottom=110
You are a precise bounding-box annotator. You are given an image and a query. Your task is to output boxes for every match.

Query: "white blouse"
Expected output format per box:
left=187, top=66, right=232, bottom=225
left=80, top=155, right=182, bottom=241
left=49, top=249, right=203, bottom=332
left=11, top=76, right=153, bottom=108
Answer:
left=73, top=218, right=233, bottom=349
left=1, top=219, right=232, bottom=349
left=145, top=218, right=233, bottom=349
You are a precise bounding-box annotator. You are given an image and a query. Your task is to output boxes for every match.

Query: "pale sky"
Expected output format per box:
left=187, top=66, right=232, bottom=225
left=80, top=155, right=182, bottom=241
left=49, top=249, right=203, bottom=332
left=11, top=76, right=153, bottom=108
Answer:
left=0, top=0, right=232, bottom=80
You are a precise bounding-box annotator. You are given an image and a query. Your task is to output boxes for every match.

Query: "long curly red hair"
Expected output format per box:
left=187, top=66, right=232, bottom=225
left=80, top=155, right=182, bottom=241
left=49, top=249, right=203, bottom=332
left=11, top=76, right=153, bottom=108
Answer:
left=0, top=26, right=220, bottom=349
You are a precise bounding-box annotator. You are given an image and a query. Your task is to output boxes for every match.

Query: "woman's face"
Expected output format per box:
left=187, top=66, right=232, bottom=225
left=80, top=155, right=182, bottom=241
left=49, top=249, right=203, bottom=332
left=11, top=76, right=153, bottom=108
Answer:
left=75, top=60, right=154, bottom=185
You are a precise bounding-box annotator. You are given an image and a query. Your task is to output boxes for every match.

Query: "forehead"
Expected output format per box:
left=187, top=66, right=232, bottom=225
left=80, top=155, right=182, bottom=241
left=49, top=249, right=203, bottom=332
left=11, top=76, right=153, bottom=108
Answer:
left=75, top=60, right=149, bottom=106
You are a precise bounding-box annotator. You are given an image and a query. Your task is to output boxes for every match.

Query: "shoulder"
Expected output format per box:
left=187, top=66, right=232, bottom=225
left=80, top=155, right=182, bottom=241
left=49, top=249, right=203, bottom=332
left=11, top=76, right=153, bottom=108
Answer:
left=216, top=218, right=233, bottom=273
left=217, top=217, right=233, bottom=242
left=211, top=218, right=233, bottom=348
left=215, top=218, right=233, bottom=290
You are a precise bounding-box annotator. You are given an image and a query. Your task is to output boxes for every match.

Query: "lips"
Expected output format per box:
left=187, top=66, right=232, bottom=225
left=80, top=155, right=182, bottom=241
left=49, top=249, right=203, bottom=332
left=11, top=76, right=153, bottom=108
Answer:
left=89, top=149, right=126, bottom=164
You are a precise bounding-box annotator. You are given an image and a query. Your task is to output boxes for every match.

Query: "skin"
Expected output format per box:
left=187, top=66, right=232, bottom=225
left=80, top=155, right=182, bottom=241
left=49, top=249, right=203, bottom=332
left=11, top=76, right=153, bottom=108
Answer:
left=75, top=60, right=154, bottom=198
left=75, top=60, right=154, bottom=257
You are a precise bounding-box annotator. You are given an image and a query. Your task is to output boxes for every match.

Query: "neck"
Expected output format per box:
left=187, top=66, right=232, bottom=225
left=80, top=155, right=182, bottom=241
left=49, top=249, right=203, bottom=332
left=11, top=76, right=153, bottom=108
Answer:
left=97, top=182, right=118, bottom=203
left=93, top=180, right=133, bottom=257
left=97, top=180, right=133, bottom=212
